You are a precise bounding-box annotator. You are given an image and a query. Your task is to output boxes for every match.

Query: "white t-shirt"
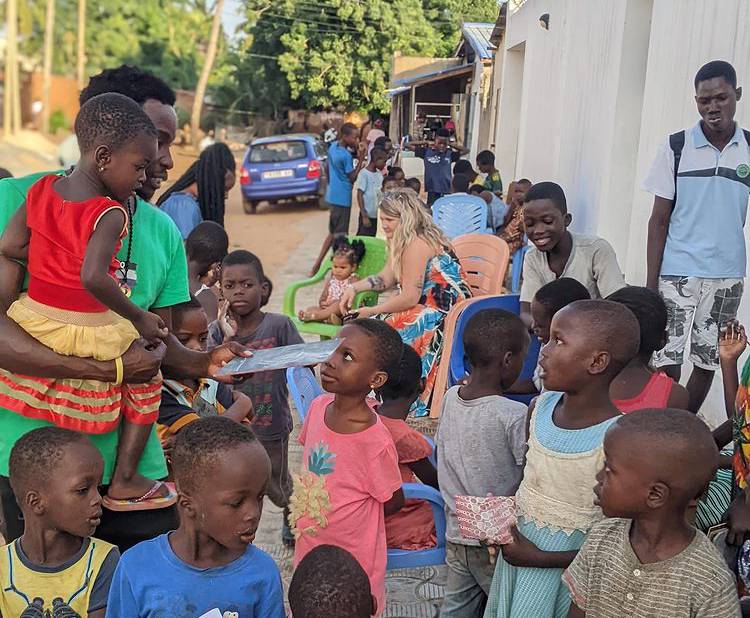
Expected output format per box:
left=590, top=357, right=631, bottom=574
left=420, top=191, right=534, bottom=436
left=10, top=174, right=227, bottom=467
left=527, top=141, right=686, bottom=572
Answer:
left=355, top=168, right=383, bottom=218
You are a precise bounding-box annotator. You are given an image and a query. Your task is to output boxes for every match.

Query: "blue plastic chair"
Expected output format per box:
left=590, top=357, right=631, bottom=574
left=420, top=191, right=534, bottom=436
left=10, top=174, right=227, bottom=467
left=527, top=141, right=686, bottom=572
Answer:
left=387, top=483, right=446, bottom=569
left=432, top=194, right=491, bottom=239
left=286, top=366, right=324, bottom=424
left=423, top=434, right=437, bottom=468
left=510, top=245, right=529, bottom=293
left=444, top=294, right=541, bottom=405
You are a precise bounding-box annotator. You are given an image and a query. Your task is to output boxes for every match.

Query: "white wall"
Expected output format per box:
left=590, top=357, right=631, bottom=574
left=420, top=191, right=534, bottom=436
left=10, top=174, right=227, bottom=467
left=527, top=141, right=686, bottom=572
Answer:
left=495, top=0, right=750, bottom=423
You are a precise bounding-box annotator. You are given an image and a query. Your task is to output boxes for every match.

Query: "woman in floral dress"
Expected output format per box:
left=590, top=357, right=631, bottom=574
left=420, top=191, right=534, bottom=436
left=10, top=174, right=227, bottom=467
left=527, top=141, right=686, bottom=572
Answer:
left=340, top=188, right=471, bottom=416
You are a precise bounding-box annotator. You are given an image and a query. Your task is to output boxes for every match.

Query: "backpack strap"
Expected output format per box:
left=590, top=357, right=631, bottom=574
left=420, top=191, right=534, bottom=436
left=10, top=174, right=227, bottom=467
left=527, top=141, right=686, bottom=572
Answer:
left=669, top=130, right=686, bottom=209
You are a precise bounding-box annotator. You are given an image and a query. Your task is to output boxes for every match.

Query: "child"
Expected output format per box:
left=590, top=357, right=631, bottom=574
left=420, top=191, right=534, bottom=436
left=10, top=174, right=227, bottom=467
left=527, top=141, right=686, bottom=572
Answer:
left=564, top=408, right=740, bottom=617
left=436, top=309, right=530, bottom=617
left=1, top=427, right=119, bottom=617
left=356, top=148, right=388, bottom=237
left=508, top=277, right=590, bottom=395
left=469, top=183, right=508, bottom=232
left=454, top=159, right=482, bottom=186
left=0, top=92, right=171, bottom=507
left=382, top=175, right=401, bottom=192
left=405, top=177, right=422, bottom=195
left=210, top=250, right=303, bottom=546
left=107, top=417, right=285, bottom=617
left=376, top=344, right=437, bottom=550
left=483, top=300, right=640, bottom=618
left=289, top=319, right=404, bottom=616
left=500, top=178, right=531, bottom=255
left=476, top=150, right=503, bottom=198
left=289, top=544, right=376, bottom=618
left=388, top=166, right=406, bottom=185
left=157, top=297, right=253, bottom=450
left=607, top=286, right=690, bottom=412
left=405, top=128, right=468, bottom=206
left=299, top=237, right=365, bottom=324
left=185, top=221, right=228, bottom=321
left=519, top=181, right=626, bottom=328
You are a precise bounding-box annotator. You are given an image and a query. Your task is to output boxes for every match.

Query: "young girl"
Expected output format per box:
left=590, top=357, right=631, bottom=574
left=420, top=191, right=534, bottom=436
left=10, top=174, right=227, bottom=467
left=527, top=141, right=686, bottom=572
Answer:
left=484, top=300, right=640, bottom=618
left=290, top=319, right=404, bottom=616
left=299, top=237, right=364, bottom=324
left=607, top=286, right=689, bottom=412
left=375, top=344, right=437, bottom=550
left=0, top=93, right=172, bottom=507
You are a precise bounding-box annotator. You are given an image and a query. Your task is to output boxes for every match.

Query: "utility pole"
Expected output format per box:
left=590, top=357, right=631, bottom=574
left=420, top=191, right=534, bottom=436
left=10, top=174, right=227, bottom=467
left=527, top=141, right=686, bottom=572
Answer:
left=191, top=0, right=225, bottom=147
left=41, top=0, right=56, bottom=133
left=77, top=0, right=86, bottom=89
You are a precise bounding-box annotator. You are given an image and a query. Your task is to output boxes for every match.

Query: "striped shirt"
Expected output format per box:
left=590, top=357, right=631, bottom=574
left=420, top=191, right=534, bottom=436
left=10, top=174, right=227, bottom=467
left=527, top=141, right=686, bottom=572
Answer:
left=564, top=518, right=740, bottom=617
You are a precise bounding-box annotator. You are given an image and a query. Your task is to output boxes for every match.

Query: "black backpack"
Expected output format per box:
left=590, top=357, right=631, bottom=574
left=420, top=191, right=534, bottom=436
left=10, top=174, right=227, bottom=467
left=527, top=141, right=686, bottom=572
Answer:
left=669, top=128, right=750, bottom=208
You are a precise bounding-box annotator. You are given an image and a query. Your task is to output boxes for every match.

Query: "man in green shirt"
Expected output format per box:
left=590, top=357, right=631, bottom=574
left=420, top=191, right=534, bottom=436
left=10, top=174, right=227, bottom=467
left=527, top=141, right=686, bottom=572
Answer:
left=0, top=66, right=245, bottom=550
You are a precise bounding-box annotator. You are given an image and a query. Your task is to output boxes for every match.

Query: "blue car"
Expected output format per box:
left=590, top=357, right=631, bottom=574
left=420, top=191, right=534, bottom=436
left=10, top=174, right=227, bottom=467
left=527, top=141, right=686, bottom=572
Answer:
left=240, top=133, right=328, bottom=214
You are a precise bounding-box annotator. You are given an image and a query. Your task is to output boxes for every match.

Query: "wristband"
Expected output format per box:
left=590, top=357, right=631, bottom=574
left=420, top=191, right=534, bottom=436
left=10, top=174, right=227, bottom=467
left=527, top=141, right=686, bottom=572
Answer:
left=114, top=356, right=124, bottom=386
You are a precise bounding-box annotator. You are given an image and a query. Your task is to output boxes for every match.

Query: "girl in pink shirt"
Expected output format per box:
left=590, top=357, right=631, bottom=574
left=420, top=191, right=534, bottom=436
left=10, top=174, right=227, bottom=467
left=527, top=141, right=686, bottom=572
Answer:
left=290, top=319, right=404, bottom=616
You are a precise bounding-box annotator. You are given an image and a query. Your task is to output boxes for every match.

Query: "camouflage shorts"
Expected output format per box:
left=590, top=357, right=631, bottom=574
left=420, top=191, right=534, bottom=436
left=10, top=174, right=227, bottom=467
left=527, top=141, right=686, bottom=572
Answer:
left=654, top=276, right=744, bottom=370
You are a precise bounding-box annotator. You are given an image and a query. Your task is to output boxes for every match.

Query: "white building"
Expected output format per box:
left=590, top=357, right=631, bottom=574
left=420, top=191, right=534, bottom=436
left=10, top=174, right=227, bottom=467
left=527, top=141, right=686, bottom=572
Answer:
left=492, top=0, right=750, bottom=421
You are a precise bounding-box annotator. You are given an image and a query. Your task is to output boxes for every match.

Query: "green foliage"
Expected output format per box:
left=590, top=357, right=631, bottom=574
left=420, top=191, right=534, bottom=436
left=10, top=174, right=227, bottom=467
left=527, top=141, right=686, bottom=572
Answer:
left=49, top=109, right=68, bottom=133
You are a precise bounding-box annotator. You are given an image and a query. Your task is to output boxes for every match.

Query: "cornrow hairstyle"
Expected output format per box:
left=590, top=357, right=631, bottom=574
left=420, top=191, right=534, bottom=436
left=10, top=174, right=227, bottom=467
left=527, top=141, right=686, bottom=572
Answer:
left=172, top=416, right=259, bottom=492
left=157, top=142, right=236, bottom=227
left=185, top=221, right=229, bottom=278
left=347, top=318, right=404, bottom=373
left=74, top=92, right=157, bottom=154
left=289, top=545, right=373, bottom=618
left=377, top=343, right=422, bottom=402
left=79, top=64, right=177, bottom=106
left=331, top=236, right=366, bottom=267
left=9, top=427, right=93, bottom=497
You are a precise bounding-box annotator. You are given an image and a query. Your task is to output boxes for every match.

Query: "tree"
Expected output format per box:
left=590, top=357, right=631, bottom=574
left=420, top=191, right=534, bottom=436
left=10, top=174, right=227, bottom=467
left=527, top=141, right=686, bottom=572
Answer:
left=191, top=0, right=225, bottom=142
left=41, top=0, right=56, bottom=133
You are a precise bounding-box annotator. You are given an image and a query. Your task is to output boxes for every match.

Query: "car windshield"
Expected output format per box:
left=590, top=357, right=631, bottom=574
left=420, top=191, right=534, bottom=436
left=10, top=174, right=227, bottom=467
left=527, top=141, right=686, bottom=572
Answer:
left=250, top=141, right=307, bottom=163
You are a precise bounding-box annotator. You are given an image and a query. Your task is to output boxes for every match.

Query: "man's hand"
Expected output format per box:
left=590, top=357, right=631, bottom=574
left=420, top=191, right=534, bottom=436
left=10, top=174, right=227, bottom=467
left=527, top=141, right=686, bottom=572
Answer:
left=719, top=320, right=747, bottom=364
left=499, top=525, right=544, bottom=567
left=727, top=494, right=750, bottom=545
left=208, top=342, right=252, bottom=383
left=121, top=339, right=166, bottom=383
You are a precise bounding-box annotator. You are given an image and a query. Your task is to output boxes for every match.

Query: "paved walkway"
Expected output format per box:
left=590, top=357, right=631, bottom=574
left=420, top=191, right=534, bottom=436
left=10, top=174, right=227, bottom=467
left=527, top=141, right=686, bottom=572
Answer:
left=254, top=210, right=446, bottom=617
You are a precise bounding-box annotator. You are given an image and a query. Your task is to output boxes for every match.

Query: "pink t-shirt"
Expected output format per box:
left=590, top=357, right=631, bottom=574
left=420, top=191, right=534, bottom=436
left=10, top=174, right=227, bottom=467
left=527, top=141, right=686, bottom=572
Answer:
left=291, top=394, right=402, bottom=614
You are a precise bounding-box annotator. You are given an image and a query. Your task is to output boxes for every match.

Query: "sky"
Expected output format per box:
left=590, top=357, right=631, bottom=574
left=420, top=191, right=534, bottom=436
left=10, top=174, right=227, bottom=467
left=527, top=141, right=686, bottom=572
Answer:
left=222, top=0, right=245, bottom=40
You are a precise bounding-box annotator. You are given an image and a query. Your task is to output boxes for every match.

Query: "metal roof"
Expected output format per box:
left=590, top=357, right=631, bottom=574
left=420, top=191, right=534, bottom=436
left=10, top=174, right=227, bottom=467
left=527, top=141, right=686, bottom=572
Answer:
left=460, top=22, right=496, bottom=60
left=388, top=63, right=474, bottom=95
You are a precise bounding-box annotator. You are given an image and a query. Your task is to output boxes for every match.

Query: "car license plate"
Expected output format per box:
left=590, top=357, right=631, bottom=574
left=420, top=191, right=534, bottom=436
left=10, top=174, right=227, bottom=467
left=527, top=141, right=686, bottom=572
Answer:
left=263, top=169, right=294, bottom=180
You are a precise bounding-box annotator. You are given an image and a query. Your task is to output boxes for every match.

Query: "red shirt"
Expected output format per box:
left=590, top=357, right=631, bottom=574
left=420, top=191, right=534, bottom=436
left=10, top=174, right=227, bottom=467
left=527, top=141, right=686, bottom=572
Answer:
left=26, top=175, right=127, bottom=312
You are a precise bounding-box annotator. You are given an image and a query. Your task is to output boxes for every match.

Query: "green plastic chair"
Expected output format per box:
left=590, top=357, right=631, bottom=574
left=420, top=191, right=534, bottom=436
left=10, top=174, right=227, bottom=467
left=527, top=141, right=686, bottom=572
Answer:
left=283, top=236, right=388, bottom=339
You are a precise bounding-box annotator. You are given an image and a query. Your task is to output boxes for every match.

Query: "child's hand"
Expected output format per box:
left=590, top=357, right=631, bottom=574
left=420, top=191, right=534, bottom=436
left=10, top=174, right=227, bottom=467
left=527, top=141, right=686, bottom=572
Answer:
left=499, top=525, right=543, bottom=567
left=360, top=212, right=372, bottom=228
left=218, top=300, right=237, bottom=340
left=232, top=390, right=254, bottom=422
left=719, top=320, right=747, bottom=363
left=134, top=311, right=168, bottom=345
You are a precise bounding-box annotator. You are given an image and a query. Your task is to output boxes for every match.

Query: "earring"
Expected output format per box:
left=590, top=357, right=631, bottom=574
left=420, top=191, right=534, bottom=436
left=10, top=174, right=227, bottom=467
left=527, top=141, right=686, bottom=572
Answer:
left=98, top=165, right=105, bottom=173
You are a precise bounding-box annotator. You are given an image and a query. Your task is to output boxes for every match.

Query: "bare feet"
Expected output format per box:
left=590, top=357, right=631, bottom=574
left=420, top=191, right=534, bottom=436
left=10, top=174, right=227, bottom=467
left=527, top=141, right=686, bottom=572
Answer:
left=106, top=472, right=170, bottom=501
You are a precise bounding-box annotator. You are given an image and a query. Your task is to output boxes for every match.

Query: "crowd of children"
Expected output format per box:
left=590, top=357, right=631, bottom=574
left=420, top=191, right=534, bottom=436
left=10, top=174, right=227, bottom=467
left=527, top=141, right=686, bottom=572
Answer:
left=0, top=60, right=748, bottom=618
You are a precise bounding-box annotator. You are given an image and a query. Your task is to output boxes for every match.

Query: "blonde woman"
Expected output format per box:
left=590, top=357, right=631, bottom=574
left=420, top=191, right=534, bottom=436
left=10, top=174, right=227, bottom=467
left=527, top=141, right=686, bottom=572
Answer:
left=340, top=188, right=471, bottom=416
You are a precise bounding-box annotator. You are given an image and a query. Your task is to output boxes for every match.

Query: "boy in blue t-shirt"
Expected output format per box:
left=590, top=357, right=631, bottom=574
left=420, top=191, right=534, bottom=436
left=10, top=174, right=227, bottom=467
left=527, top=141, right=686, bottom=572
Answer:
left=405, top=128, right=468, bottom=206
left=107, top=416, right=284, bottom=617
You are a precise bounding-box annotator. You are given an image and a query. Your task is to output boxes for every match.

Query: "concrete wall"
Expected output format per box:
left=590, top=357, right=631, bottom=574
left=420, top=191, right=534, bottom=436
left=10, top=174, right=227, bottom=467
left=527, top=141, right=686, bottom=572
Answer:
left=493, top=0, right=750, bottom=422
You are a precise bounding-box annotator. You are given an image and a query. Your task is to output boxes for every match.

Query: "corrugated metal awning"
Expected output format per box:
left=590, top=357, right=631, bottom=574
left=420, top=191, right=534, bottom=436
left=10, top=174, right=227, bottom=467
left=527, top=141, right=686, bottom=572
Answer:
left=387, top=64, right=474, bottom=97
left=460, top=22, right=496, bottom=60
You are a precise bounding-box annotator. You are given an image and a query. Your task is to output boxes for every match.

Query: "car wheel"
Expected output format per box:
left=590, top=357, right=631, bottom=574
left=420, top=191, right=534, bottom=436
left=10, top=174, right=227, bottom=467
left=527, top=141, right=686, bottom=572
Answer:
left=242, top=199, right=259, bottom=214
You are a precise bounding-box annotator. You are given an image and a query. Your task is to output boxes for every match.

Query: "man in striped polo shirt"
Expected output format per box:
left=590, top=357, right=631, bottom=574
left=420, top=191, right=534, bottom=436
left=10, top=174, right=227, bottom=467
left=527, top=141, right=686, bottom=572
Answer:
left=644, top=60, right=748, bottom=413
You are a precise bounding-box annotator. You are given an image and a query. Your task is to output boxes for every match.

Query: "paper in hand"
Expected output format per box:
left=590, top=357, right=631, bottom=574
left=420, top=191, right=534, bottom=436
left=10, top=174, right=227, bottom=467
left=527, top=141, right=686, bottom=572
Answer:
left=217, top=338, right=341, bottom=376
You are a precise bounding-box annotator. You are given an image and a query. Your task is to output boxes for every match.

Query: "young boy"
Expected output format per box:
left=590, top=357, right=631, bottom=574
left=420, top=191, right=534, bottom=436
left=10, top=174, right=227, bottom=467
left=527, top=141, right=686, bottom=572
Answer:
left=436, top=309, right=530, bottom=616
left=388, top=166, right=406, bottom=185
left=107, top=417, right=285, bottom=617
left=1, top=427, right=119, bottom=617
left=355, top=148, right=387, bottom=237
left=405, top=177, right=421, bottom=195
left=405, top=128, right=469, bottom=206
left=469, top=183, right=508, bottom=232
left=210, top=250, right=303, bottom=546
left=500, top=178, right=532, bottom=254
left=289, top=544, right=376, bottom=618
left=185, top=221, right=228, bottom=321
left=157, top=298, right=253, bottom=449
left=564, top=408, right=740, bottom=617
left=382, top=175, right=400, bottom=192
left=476, top=150, right=503, bottom=198
left=519, top=181, right=626, bottom=328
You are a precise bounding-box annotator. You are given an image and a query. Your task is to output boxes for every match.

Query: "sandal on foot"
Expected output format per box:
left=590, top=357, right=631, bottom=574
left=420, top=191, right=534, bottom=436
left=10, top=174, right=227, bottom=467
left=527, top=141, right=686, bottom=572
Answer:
left=102, top=481, right=177, bottom=512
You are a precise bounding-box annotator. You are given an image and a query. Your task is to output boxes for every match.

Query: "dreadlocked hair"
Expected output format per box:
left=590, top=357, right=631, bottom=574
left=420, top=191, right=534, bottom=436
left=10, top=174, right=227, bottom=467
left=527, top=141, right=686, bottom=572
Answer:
left=331, top=236, right=366, bottom=267
left=157, top=142, right=235, bottom=226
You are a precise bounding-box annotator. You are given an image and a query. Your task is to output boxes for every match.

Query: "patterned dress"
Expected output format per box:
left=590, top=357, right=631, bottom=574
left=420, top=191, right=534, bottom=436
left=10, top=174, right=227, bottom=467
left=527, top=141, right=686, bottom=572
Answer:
left=733, top=356, right=750, bottom=492
left=380, top=252, right=470, bottom=417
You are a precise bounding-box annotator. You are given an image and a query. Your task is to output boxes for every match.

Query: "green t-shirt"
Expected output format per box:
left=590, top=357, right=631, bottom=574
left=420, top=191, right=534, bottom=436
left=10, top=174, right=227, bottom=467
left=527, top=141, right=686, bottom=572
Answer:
left=0, top=172, right=190, bottom=482
left=484, top=170, right=503, bottom=196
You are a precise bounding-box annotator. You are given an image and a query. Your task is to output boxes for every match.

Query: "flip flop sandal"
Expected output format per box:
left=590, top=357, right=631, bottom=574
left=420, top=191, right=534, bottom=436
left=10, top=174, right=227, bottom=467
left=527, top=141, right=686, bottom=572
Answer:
left=102, top=480, right=177, bottom=512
